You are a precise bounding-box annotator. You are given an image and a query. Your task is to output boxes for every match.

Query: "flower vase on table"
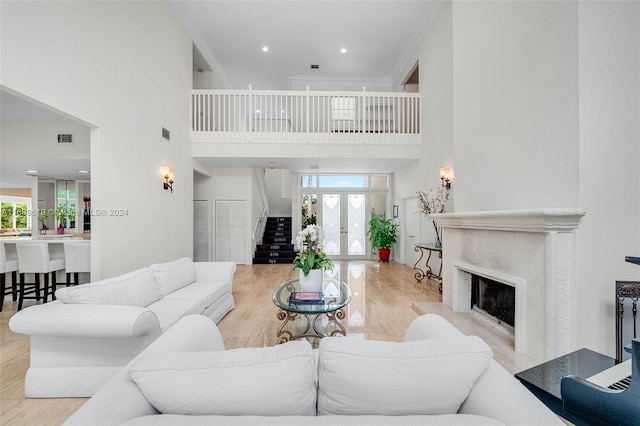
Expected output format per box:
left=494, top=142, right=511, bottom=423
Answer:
left=292, top=224, right=334, bottom=294
left=299, top=268, right=324, bottom=292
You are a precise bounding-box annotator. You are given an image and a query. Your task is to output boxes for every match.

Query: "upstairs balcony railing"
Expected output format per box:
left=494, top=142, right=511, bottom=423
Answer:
left=191, top=88, right=420, bottom=144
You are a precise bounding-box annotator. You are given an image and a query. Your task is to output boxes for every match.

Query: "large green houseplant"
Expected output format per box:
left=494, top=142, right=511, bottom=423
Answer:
left=367, top=210, right=399, bottom=262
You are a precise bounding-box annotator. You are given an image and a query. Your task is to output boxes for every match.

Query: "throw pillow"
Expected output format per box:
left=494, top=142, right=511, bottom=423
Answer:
left=149, top=257, right=196, bottom=297
left=317, top=336, right=493, bottom=415
left=55, top=268, right=159, bottom=307
left=128, top=341, right=317, bottom=416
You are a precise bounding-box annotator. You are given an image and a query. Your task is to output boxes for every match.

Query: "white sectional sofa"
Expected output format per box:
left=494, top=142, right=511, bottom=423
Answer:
left=8, top=257, right=236, bottom=398
left=65, top=314, right=563, bottom=425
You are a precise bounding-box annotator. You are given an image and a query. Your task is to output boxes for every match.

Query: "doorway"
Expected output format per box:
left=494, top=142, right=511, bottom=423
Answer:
left=320, top=192, right=367, bottom=260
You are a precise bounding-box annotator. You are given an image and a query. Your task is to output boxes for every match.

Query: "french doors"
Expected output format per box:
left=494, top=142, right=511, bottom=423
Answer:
left=319, top=192, right=369, bottom=260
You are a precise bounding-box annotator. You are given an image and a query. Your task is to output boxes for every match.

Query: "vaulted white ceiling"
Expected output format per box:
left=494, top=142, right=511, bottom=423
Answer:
left=2, top=1, right=439, bottom=187
left=172, top=0, right=440, bottom=90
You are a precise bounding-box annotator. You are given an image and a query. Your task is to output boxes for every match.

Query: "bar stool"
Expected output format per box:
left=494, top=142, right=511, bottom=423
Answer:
left=0, top=243, right=19, bottom=312
left=63, top=242, right=90, bottom=286
left=15, top=243, right=65, bottom=310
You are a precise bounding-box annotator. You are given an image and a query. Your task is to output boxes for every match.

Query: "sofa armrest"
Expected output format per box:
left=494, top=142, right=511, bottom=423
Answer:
left=460, top=359, right=564, bottom=425
left=403, top=314, right=466, bottom=341
left=194, top=261, right=236, bottom=284
left=64, top=315, right=225, bottom=426
left=9, top=301, right=161, bottom=338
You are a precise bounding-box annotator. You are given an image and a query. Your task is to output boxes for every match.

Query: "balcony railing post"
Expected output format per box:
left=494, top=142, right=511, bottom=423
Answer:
left=305, top=86, right=310, bottom=134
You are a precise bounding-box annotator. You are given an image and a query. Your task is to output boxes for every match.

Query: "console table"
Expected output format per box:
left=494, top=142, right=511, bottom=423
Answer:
left=413, top=243, right=442, bottom=293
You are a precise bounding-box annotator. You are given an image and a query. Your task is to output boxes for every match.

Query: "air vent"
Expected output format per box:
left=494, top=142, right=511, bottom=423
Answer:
left=162, top=127, right=170, bottom=140
left=310, top=64, right=319, bottom=69
left=57, top=134, right=73, bottom=144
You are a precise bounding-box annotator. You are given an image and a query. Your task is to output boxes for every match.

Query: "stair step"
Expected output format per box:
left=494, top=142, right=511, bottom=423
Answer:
left=256, top=244, right=295, bottom=251
left=263, top=231, right=289, bottom=238
left=253, top=257, right=293, bottom=265
left=266, top=218, right=291, bottom=224
left=265, top=224, right=292, bottom=231
left=262, top=237, right=291, bottom=244
left=254, top=250, right=298, bottom=259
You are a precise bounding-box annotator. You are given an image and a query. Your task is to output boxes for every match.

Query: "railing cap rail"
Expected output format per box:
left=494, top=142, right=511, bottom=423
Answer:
left=191, top=88, right=420, bottom=98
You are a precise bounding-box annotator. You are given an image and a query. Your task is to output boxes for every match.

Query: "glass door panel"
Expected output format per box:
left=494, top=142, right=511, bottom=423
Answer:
left=347, top=193, right=366, bottom=256
left=321, top=192, right=369, bottom=260
left=321, top=193, right=341, bottom=256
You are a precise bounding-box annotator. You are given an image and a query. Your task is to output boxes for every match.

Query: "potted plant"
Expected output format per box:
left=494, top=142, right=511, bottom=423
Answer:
left=292, top=224, right=334, bottom=291
left=367, top=210, right=399, bottom=262
left=37, top=209, right=55, bottom=234
left=55, top=205, right=70, bottom=235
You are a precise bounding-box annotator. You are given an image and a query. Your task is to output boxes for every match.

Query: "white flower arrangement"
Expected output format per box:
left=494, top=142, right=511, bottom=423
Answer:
left=417, top=186, right=450, bottom=217
left=293, top=225, right=333, bottom=276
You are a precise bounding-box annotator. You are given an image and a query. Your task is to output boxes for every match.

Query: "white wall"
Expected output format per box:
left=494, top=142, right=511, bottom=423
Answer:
left=265, top=168, right=292, bottom=215
left=576, top=1, right=640, bottom=355
left=452, top=0, right=580, bottom=211
left=1, top=121, right=90, bottom=159
left=1, top=2, right=194, bottom=278
left=394, top=0, right=640, bottom=357
left=193, top=168, right=254, bottom=264
left=394, top=0, right=454, bottom=246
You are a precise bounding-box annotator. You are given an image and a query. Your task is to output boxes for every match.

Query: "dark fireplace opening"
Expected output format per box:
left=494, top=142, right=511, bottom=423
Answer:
left=471, top=275, right=515, bottom=328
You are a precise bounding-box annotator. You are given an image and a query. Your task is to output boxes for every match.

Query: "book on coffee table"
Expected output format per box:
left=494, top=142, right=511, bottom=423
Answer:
left=289, top=291, right=323, bottom=305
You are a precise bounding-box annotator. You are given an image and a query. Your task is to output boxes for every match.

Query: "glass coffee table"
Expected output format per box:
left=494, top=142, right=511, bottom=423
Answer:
left=272, top=278, right=351, bottom=344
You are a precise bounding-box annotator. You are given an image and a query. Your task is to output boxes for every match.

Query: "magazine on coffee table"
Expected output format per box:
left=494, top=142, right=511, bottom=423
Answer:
left=289, top=291, right=323, bottom=305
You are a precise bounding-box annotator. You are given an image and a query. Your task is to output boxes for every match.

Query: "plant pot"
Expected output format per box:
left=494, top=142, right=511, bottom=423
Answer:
left=299, top=269, right=324, bottom=292
left=378, top=248, right=391, bottom=262
left=57, top=227, right=65, bottom=235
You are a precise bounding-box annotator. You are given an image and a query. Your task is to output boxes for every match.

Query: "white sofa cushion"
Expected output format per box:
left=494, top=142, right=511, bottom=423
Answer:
left=150, top=257, right=196, bottom=297
left=317, top=336, right=493, bottom=416
left=55, top=268, right=159, bottom=307
left=162, top=280, right=229, bottom=307
left=127, top=341, right=317, bottom=416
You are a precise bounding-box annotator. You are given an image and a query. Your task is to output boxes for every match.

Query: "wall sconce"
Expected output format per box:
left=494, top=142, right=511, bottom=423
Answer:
left=162, top=164, right=174, bottom=193
left=440, top=166, right=452, bottom=189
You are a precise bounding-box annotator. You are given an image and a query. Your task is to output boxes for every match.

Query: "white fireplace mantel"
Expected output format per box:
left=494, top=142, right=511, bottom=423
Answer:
left=430, top=208, right=585, bottom=233
left=432, top=208, right=585, bottom=363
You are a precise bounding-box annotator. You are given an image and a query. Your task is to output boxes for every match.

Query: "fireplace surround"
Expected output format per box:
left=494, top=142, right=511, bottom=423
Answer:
left=430, top=209, right=585, bottom=363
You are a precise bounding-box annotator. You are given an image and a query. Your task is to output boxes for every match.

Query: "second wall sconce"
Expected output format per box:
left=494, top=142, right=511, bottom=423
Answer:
left=162, top=164, right=175, bottom=193
left=440, top=166, right=452, bottom=189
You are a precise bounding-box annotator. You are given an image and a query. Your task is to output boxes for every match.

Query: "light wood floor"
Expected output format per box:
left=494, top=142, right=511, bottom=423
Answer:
left=0, top=260, right=535, bottom=425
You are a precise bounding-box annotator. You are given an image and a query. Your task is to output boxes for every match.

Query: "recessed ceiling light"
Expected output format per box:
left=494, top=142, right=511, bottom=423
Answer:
left=262, top=46, right=269, bottom=52
left=347, top=161, right=357, bottom=166
left=340, top=48, right=347, bottom=54
left=24, top=169, right=38, bottom=174
left=77, top=170, right=90, bottom=174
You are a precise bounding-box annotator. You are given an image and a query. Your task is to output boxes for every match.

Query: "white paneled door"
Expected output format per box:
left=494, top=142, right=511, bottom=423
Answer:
left=193, top=200, right=210, bottom=261
left=215, top=200, right=245, bottom=264
left=320, top=192, right=367, bottom=260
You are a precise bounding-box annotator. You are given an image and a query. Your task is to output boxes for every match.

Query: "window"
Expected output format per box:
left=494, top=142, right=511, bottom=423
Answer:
left=0, top=197, right=32, bottom=229
left=300, top=174, right=388, bottom=189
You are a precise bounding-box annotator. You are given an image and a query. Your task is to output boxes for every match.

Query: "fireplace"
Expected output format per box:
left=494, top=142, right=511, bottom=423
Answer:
left=471, top=274, right=515, bottom=330
left=430, top=209, right=585, bottom=363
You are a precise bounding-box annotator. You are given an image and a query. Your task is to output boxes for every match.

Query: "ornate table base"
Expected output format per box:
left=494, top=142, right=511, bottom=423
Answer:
left=276, top=309, right=347, bottom=344
left=413, top=244, right=443, bottom=293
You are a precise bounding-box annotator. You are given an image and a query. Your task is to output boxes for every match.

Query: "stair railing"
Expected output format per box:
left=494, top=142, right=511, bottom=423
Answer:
left=252, top=168, right=269, bottom=246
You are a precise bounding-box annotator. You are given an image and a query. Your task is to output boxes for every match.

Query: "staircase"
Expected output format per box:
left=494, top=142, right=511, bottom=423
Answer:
left=253, top=217, right=298, bottom=264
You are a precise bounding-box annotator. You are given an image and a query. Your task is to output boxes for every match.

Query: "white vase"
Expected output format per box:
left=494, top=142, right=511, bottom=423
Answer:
left=299, top=269, right=324, bottom=293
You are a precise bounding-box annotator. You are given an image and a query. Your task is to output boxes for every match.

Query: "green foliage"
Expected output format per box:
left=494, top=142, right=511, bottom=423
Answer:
left=55, top=205, right=72, bottom=228
left=293, top=249, right=334, bottom=277
left=292, top=224, right=334, bottom=276
left=366, top=210, right=399, bottom=249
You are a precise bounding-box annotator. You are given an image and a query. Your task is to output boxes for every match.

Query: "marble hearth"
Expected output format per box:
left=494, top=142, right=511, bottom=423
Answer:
left=430, top=209, right=585, bottom=363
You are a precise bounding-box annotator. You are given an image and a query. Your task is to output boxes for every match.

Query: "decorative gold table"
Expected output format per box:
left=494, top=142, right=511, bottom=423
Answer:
left=272, top=278, right=351, bottom=344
